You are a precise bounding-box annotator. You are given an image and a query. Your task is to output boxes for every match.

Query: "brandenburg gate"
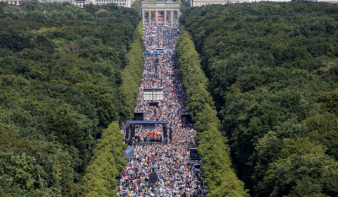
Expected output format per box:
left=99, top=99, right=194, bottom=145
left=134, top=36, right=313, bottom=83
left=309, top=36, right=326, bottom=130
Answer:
left=141, top=2, right=180, bottom=26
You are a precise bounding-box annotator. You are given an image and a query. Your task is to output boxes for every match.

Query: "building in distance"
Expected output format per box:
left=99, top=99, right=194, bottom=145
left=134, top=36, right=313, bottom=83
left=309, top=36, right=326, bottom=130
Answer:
left=0, top=0, right=71, bottom=5
left=94, top=0, right=133, bottom=7
left=71, top=0, right=134, bottom=8
left=0, top=0, right=134, bottom=8
left=189, top=0, right=338, bottom=7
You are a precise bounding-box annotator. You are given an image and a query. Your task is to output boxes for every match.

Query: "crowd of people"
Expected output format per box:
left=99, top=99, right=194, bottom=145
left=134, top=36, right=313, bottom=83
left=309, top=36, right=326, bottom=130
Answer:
left=117, top=11, right=206, bottom=197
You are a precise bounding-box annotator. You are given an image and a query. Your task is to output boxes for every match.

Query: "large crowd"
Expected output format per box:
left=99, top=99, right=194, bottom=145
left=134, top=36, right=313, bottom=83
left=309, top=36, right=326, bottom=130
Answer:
left=117, top=11, right=206, bottom=197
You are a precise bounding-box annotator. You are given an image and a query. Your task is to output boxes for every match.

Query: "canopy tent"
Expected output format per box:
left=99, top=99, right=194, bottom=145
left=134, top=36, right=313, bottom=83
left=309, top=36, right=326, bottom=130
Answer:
left=125, top=147, right=133, bottom=153
left=124, top=147, right=135, bottom=159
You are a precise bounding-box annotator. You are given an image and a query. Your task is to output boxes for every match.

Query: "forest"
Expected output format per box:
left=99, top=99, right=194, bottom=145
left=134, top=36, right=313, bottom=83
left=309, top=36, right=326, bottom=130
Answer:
left=180, top=2, right=338, bottom=196
left=0, top=1, right=144, bottom=196
left=176, top=30, right=249, bottom=196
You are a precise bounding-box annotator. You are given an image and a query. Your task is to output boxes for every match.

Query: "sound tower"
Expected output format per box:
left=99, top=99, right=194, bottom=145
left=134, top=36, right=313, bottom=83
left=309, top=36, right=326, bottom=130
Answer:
left=181, top=114, right=191, bottom=125
left=163, top=126, right=167, bottom=138
left=131, top=125, right=135, bottom=138
left=181, top=115, right=187, bottom=125
left=148, top=171, right=158, bottom=185
left=190, top=148, right=201, bottom=160
left=133, top=113, right=144, bottom=120
left=169, top=128, right=172, bottom=141
left=125, top=127, right=129, bottom=139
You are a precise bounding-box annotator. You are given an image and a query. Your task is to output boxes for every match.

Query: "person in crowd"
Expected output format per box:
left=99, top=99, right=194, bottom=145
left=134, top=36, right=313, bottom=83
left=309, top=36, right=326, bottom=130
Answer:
left=118, top=11, right=205, bottom=197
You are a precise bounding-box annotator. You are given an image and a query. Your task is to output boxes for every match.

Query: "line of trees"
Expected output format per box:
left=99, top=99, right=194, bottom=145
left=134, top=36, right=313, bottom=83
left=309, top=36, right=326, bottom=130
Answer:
left=180, top=2, right=338, bottom=196
left=131, top=0, right=142, bottom=13
left=80, top=122, right=127, bottom=197
left=118, top=22, right=145, bottom=122
left=79, top=21, right=145, bottom=197
left=176, top=31, right=249, bottom=196
left=0, top=2, right=141, bottom=196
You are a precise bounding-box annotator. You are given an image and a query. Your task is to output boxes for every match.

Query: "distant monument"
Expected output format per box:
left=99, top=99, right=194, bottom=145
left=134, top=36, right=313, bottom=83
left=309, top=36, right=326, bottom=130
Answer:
left=141, top=2, right=180, bottom=25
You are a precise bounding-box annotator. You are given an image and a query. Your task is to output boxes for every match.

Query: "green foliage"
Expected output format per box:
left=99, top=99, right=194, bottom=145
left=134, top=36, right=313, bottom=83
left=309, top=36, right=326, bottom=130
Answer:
left=80, top=122, right=127, bottom=197
left=0, top=190, right=12, bottom=197
left=180, top=2, right=338, bottom=196
left=260, top=153, right=338, bottom=197
left=304, top=114, right=338, bottom=160
left=176, top=30, right=249, bottom=196
left=321, top=88, right=338, bottom=115
left=0, top=125, right=30, bottom=149
left=118, top=22, right=145, bottom=122
left=0, top=152, right=48, bottom=193
left=0, top=2, right=141, bottom=196
left=75, top=82, right=116, bottom=128
left=131, top=0, right=142, bottom=13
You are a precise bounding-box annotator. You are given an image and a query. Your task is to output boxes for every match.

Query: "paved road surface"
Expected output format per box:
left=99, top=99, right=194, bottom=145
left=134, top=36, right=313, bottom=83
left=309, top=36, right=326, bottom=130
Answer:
left=117, top=10, right=206, bottom=197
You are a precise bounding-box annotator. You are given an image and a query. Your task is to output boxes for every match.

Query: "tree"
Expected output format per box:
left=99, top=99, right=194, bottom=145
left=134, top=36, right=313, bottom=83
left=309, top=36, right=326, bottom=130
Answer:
left=0, top=2, right=142, bottom=196
left=305, top=114, right=338, bottom=160
left=75, top=82, right=117, bottom=128
left=321, top=89, right=338, bottom=115
left=118, top=22, right=145, bottom=122
left=0, top=151, right=60, bottom=196
left=176, top=30, right=248, bottom=196
left=81, top=122, right=125, bottom=197
left=260, top=153, right=338, bottom=197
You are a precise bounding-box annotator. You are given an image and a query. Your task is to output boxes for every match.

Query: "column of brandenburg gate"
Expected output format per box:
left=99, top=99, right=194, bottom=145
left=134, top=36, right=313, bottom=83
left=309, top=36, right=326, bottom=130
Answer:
left=141, top=2, right=180, bottom=26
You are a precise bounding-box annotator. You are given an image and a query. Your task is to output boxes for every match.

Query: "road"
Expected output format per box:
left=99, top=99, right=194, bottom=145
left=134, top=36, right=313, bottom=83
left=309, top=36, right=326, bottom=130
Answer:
left=117, top=8, right=206, bottom=197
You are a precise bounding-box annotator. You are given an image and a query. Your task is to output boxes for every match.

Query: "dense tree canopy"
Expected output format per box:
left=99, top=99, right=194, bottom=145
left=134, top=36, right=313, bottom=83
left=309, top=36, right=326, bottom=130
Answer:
left=180, top=2, right=338, bottom=196
left=80, top=122, right=127, bottom=197
left=0, top=2, right=142, bottom=196
left=176, top=31, right=249, bottom=196
left=118, top=22, right=145, bottom=122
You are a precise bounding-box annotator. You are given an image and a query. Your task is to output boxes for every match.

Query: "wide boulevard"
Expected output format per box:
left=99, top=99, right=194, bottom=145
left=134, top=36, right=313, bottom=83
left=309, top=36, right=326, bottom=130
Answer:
left=116, top=6, right=206, bottom=197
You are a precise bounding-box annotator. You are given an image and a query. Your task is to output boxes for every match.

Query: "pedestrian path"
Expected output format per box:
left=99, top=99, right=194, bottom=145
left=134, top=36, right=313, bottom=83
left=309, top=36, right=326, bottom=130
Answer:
left=116, top=11, right=206, bottom=197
